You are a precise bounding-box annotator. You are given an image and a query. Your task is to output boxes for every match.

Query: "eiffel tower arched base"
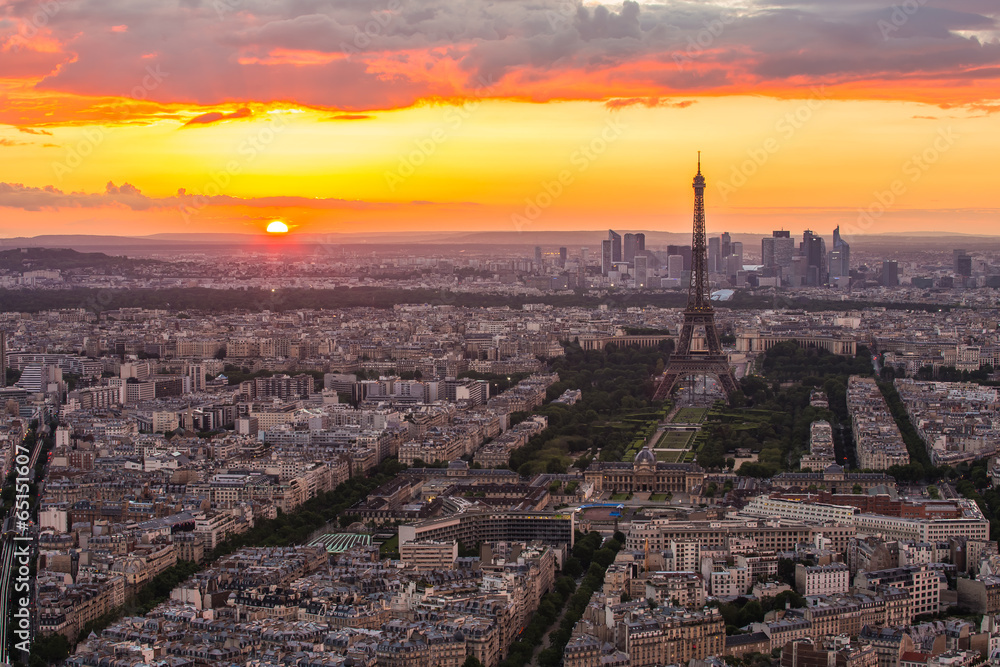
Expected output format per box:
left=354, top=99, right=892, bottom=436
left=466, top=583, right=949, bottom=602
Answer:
left=653, top=156, right=740, bottom=406
left=653, top=354, right=739, bottom=403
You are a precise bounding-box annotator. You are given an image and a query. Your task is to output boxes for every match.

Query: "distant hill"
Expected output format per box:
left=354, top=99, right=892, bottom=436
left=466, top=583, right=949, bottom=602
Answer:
left=0, top=247, right=159, bottom=272
left=2, top=231, right=1000, bottom=257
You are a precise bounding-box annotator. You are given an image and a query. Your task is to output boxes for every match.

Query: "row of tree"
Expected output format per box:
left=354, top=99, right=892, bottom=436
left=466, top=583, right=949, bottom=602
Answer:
left=1, top=285, right=951, bottom=316
left=535, top=531, right=625, bottom=667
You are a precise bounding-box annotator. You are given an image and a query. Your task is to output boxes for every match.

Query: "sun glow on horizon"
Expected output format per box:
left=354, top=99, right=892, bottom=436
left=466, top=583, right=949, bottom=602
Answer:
left=266, top=220, right=290, bottom=234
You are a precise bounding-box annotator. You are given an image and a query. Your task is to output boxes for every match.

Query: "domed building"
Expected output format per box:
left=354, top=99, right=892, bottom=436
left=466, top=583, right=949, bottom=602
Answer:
left=584, top=446, right=704, bottom=494
left=634, top=447, right=657, bottom=465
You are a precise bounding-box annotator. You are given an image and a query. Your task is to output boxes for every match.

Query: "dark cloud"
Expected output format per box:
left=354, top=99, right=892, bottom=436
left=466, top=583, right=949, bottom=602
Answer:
left=184, top=108, right=253, bottom=126
left=0, top=0, right=996, bottom=111
left=604, top=97, right=698, bottom=109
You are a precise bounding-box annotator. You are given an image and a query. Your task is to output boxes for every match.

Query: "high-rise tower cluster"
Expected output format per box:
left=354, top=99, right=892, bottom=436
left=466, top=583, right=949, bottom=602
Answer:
left=759, top=227, right=850, bottom=287
left=601, top=230, right=649, bottom=287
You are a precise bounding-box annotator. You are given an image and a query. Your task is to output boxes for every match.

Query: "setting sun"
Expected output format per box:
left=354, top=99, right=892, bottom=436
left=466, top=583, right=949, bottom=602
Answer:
left=266, top=221, right=289, bottom=234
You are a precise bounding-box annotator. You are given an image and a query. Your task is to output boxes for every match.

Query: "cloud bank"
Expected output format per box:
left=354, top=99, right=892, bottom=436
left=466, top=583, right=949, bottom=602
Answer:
left=0, top=0, right=995, bottom=125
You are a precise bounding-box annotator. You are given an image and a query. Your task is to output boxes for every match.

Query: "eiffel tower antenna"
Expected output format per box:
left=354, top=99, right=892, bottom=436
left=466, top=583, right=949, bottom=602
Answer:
left=653, top=155, right=739, bottom=403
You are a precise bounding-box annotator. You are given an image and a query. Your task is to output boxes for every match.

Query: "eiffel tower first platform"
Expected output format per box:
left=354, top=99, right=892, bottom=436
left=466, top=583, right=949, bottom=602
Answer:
left=652, top=155, right=739, bottom=403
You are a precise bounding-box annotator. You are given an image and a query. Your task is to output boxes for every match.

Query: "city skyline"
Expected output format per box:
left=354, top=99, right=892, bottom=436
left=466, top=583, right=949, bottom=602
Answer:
left=2, top=154, right=1000, bottom=666
left=5, top=1, right=1000, bottom=658
left=0, top=0, right=997, bottom=236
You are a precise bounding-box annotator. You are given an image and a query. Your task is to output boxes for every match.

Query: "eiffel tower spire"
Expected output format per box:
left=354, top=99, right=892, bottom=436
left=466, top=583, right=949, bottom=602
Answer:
left=653, top=155, right=739, bottom=402
left=689, top=150, right=710, bottom=312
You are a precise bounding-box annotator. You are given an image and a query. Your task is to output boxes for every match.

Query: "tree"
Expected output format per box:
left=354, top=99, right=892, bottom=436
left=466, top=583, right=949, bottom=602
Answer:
left=563, top=557, right=584, bottom=578
left=28, top=633, right=71, bottom=665
left=458, top=541, right=480, bottom=558
left=738, top=600, right=765, bottom=626
left=726, top=457, right=736, bottom=471
left=539, top=647, right=563, bottom=667
left=777, top=558, right=796, bottom=586
left=852, top=483, right=863, bottom=494
left=462, top=656, right=485, bottom=667
left=771, top=589, right=806, bottom=610
left=928, top=485, right=940, bottom=500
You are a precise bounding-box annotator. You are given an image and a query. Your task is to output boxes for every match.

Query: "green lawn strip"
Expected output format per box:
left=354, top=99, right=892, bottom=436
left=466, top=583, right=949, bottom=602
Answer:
left=672, top=407, right=708, bottom=423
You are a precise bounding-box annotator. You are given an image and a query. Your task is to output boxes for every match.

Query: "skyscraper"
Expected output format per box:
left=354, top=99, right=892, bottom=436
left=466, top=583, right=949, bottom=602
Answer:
left=624, top=233, right=637, bottom=264
left=725, top=254, right=741, bottom=279
left=771, top=231, right=795, bottom=276
left=0, top=330, right=5, bottom=388
left=954, top=250, right=972, bottom=277
left=623, top=232, right=645, bottom=264
left=720, top=231, right=731, bottom=262
left=801, top=230, right=827, bottom=286
left=667, top=255, right=684, bottom=280
left=601, top=240, right=613, bottom=275
left=708, top=237, right=720, bottom=273
left=634, top=255, right=648, bottom=288
left=881, top=260, right=899, bottom=287
left=667, top=245, right=692, bottom=270
left=829, top=225, right=851, bottom=279
left=608, top=230, right=622, bottom=263
left=534, top=246, right=542, bottom=264
left=558, top=247, right=567, bottom=268
left=762, top=236, right=775, bottom=268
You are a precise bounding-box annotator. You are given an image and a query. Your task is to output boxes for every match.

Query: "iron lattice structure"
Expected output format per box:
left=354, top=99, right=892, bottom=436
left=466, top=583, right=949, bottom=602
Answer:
left=653, top=155, right=739, bottom=402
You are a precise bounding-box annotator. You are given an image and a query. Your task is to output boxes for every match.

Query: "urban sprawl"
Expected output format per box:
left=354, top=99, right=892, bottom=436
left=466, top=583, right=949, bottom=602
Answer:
left=4, top=229, right=1000, bottom=667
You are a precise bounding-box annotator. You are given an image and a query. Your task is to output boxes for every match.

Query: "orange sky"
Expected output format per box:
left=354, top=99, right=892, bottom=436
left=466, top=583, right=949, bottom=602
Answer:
left=0, top=0, right=998, bottom=240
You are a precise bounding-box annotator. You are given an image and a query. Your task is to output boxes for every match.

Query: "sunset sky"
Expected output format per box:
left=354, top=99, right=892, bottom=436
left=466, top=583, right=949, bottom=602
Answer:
left=0, top=0, right=998, bottom=239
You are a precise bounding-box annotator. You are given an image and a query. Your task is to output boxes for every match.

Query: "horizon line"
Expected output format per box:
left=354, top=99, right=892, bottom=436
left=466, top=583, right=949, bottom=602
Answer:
left=2, top=230, right=999, bottom=242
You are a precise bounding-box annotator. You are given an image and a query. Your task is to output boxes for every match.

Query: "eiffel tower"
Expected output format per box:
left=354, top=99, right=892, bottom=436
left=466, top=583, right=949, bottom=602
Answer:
left=653, top=154, right=739, bottom=402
